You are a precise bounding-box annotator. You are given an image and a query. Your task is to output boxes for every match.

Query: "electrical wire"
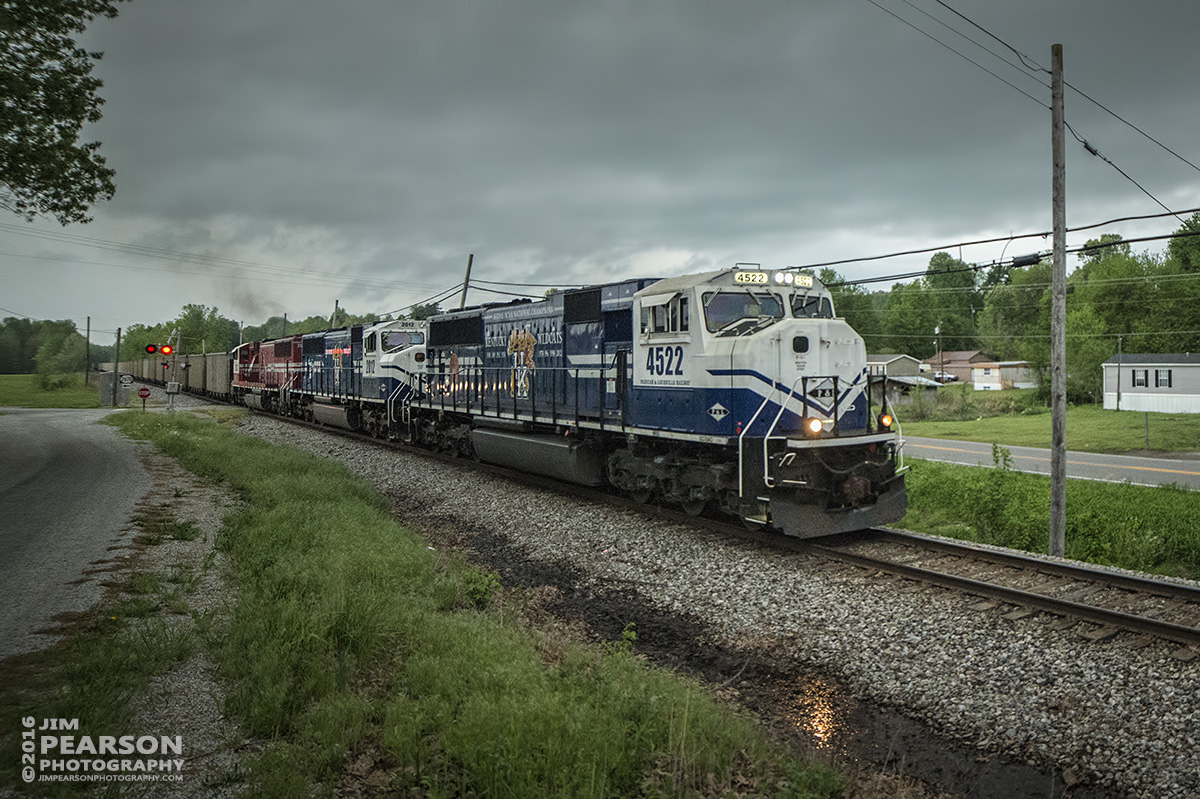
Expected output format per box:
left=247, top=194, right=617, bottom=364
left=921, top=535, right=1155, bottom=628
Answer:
left=900, top=0, right=1049, bottom=93
left=872, top=1, right=1191, bottom=227
left=1065, top=122, right=1183, bottom=222
left=0, top=221, right=452, bottom=294
left=931, top=0, right=1200, bottom=177
left=866, top=0, right=1046, bottom=108
left=827, top=229, right=1200, bottom=288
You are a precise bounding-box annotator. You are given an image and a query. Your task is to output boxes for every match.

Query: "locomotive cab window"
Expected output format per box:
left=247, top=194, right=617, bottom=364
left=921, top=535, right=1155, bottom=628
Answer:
left=792, top=293, right=834, bottom=319
left=702, top=291, right=783, bottom=332
left=641, top=295, right=689, bottom=335
left=385, top=330, right=424, bottom=352
left=365, top=333, right=377, bottom=352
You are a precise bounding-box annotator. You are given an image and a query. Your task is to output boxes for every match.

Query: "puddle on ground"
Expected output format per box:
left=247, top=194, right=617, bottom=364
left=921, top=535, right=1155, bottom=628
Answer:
left=439, top=526, right=1118, bottom=799
left=781, top=670, right=1112, bottom=799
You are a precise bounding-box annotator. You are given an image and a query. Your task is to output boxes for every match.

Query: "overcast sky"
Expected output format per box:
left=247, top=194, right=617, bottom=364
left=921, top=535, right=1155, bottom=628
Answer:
left=4, top=1, right=1199, bottom=345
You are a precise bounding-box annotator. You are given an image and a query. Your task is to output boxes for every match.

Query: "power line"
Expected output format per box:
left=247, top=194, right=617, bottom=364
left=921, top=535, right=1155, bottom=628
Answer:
left=1064, top=122, right=1183, bottom=222
left=931, top=0, right=1046, bottom=74
left=900, top=0, right=1048, bottom=92
left=867, top=0, right=1046, bottom=108
left=879, top=2, right=1190, bottom=227
left=0, top=221, right=451, bottom=295
left=828, top=229, right=1200, bottom=288
left=930, top=0, right=1200, bottom=176
left=800, top=206, right=1200, bottom=273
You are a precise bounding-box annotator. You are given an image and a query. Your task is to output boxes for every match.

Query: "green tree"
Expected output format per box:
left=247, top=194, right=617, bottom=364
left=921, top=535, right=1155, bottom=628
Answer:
left=1, top=0, right=128, bottom=224
left=881, top=281, right=939, bottom=358
left=33, top=319, right=86, bottom=387
left=924, top=252, right=981, bottom=352
left=978, top=260, right=1051, bottom=360
left=1064, top=304, right=1110, bottom=403
left=0, top=317, right=38, bottom=373
left=819, top=268, right=884, bottom=351
left=173, top=303, right=238, bottom=353
left=408, top=302, right=441, bottom=321
left=1167, top=211, right=1200, bottom=272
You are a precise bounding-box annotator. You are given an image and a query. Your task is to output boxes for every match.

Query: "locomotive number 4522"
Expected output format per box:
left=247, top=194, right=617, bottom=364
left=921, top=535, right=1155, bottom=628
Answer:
left=646, top=345, right=685, bottom=376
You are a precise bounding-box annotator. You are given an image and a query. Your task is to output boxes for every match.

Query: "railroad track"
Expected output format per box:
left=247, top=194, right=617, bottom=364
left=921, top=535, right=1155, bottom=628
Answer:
left=794, top=527, right=1200, bottom=653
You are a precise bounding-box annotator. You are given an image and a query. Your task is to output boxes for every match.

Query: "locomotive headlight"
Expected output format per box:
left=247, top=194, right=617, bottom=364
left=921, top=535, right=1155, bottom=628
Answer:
left=773, top=272, right=786, bottom=284
left=879, top=413, right=894, bottom=430
left=805, top=417, right=824, bottom=435
left=783, top=272, right=795, bottom=285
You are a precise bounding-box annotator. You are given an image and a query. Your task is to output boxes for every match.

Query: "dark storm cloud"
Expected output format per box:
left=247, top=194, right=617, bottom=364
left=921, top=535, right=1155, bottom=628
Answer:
left=5, top=1, right=1199, bottom=335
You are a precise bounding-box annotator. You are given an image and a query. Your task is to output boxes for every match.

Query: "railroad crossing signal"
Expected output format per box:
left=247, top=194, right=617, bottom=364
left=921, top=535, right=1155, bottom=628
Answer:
left=145, top=344, right=173, bottom=355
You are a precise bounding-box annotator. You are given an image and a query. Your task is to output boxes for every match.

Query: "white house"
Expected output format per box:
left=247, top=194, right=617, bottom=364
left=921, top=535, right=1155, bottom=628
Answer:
left=971, top=361, right=1036, bottom=391
left=1103, top=353, right=1200, bottom=413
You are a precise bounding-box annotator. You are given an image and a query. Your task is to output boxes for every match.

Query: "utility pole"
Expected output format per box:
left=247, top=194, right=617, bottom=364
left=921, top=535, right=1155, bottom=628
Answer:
left=111, top=327, right=121, bottom=407
left=330, top=300, right=340, bottom=328
left=459, top=253, right=474, bottom=310
left=85, top=316, right=90, bottom=385
left=1049, top=43, right=1067, bottom=558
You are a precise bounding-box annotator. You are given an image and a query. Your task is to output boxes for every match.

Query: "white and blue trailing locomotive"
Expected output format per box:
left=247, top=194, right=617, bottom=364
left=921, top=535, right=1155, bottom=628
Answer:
left=410, top=265, right=907, bottom=537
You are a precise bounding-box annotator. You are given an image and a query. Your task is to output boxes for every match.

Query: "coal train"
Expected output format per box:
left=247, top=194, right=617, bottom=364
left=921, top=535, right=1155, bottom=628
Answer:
left=118, top=266, right=908, bottom=537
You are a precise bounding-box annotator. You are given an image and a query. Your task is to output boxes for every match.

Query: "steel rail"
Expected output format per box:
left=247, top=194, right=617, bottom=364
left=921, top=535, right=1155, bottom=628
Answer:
left=797, top=535, right=1200, bottom=648
left=871, top=527, right=1200, bottom=604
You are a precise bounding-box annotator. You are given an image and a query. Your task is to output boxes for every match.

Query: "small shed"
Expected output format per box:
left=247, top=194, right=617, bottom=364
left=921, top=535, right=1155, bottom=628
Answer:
left=1102, top=353, right=1200, bottom=413
left=971, top=361, right=1036, bottom=391
left=867, top=353, right=922, bottom=377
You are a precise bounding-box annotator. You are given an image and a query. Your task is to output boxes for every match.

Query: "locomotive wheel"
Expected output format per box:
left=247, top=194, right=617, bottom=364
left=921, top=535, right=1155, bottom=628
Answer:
left=629, top=485, right=654, bottom=504
left=681, top=497, right=708, bottom=517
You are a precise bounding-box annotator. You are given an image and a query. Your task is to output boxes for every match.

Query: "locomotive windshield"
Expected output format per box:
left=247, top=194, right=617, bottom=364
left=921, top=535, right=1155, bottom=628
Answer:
left=791, top=293, right=834, bottom=319
left=385, top=330, right=424, bottom=351
left=702, top=291, right=784, bottom=334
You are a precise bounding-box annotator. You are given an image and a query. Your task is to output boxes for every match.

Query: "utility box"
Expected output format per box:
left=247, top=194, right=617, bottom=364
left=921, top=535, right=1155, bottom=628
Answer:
left=166, top=381, right=181, bottom=394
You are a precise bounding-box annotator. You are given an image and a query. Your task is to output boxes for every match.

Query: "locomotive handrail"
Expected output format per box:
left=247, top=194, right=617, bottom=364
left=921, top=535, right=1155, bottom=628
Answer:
left=737, top=392, right=775, bottom=499
left=415, top=365, right=604, bottom=428
left=763, top=373, right=808, bottom=489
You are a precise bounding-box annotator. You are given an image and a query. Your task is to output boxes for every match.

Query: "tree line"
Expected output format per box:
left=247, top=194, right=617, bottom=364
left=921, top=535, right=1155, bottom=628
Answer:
left=824, top=212, right=1200, bottom=403
left=3, top=301, right=445, bottom=387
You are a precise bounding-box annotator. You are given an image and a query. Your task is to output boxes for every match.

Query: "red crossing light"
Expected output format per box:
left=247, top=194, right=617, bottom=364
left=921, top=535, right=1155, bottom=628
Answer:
left=160, top=344, right=173, bottom=355
left=145, top=344, right=157, bottom=354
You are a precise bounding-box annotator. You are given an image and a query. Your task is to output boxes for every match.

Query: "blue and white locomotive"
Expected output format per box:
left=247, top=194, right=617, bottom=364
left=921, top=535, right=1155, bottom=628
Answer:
left=409, top=265, right=907, bottom=537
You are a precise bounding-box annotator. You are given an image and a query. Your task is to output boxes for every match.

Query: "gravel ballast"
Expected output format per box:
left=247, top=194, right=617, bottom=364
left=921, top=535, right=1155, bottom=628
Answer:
left=235, top=414, right=1199, bottom=799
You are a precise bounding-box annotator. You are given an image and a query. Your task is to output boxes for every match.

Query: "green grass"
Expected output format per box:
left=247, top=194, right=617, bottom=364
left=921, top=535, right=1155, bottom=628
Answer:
left=0, top=373, right=101, bottom=408
left=0, top=546, right=199, bottom=796
left=100, top=411, right=842, bottom=798
left=899, top=454, right=1200, bottom=579
left=898, top=396, right=1200, bottom=454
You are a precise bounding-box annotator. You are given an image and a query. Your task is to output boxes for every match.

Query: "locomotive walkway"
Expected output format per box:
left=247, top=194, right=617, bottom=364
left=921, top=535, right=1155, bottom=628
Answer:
left=903, top=435, right=1200, bottom=490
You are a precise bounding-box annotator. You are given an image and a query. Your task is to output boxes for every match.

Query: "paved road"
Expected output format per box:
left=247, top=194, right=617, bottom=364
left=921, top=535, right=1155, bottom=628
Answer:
left=903, top=435, right=1200, bottom=490
left=0, top=408, right=151, bottom=658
